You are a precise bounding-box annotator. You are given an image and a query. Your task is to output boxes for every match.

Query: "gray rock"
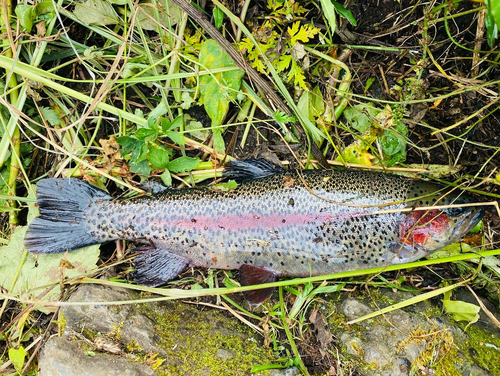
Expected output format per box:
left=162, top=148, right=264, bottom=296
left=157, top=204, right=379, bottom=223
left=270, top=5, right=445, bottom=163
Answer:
left=39, top=336, right=156, bottom=376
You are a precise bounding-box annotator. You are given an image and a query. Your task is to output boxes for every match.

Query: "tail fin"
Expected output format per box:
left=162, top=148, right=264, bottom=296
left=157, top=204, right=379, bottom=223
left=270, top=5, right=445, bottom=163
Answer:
left=25, top=178, right=112, bottom=254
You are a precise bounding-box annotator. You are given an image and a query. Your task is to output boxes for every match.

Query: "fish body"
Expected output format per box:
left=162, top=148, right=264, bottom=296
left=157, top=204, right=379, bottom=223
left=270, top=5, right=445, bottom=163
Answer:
left=25, top=160, right=483, bottom=297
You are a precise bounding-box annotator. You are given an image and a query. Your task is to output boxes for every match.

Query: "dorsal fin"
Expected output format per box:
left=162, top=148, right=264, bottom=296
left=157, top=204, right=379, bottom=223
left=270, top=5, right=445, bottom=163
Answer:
left=223, top=159, right=283, bottom=183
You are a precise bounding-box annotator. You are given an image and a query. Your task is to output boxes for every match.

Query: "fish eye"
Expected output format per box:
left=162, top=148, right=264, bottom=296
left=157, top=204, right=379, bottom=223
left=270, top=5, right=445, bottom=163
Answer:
left=446, top=207, right=464, bottom=216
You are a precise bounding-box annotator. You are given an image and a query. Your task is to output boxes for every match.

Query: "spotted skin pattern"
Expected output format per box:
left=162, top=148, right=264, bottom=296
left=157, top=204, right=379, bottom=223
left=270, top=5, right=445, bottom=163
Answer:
left=80, top=168, right=482, bottom=278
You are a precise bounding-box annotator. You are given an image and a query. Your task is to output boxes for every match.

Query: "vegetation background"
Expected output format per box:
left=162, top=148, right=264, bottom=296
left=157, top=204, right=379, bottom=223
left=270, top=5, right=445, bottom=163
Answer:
left=0, top=0, right=499, bottom=374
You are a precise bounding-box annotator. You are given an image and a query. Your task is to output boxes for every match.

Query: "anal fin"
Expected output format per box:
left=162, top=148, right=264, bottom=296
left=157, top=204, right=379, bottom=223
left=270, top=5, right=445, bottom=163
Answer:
left=240, top=264, right=277, bottom=304
left=133, top=248, right=189, bottom=287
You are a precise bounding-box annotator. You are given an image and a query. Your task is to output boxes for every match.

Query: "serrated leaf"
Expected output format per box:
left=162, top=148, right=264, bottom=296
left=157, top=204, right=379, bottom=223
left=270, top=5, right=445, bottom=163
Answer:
left=73, top=0, right=119, bottom=26
left=147, top=143, right=171, bottom=169
left=198, top=39, right=244, bottom=128
left=40, top=107, right=61, bottom=126
left=166, top=156, right=200, bottom=173
left=0, top=193, right=100, bottom=314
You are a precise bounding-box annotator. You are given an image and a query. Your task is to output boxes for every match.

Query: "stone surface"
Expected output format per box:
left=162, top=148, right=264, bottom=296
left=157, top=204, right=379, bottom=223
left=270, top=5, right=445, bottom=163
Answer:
left=38, top=284, right=276, bottom=376
left=39, top=336, right=156, bottom=376
left=37, top=283, right=500, bottom=375
left=333, top=290, right=499, bottom=376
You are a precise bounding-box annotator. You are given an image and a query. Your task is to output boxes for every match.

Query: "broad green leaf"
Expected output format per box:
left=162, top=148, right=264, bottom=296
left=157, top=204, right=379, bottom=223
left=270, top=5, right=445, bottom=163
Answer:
left=134, top=127, right=157, bottom=142
left=211, top=180, right=238, bottom=192
left=148, top=143, right=171, bottom=170
left=166, top=131, right=184, bottom=146
left=297, top=90, right=314, bottom=122
left=312, top=86, right=325, bottom=117
left=36, top=0, right=56, bottom=15
left=130, top=159, right=151, bottom=176
left=166, top=156, right=200, bottom=173
left=319, top=0, right=336, bottom=35
left=212, top=129, right=225, bottom=153
left=443, top=298, right=480, bottom=324
left=185, top=119, right=209, bottom=141
left=73, top=0, right=120, bottom=26
left=160, top=170, right=172, bottom=186
left=149, top=101, right=170, bottom=121
left=15, top=5, right=35, bottom=33
left=0, top=192, right=100, bottom=314
left=344, top=104, right=377, bottom=133
left=198, top=39, right=244, bottom=128
left=379, top=121, right=407, bottom=166
left=137, top=0, right=179, bottom=30
left=117, top=136, right=142, bottom=158
left=122, top=62, right=152, bottom=79
left=9, top=346, right=26, bottom=372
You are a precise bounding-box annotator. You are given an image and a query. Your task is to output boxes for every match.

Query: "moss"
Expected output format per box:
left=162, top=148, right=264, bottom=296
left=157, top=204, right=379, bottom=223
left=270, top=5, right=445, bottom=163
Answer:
left=410, top=328, right=461, bottom=375
left=138, top=301, right=274, bottom=375
left=460, top=325, right=500, bottom=374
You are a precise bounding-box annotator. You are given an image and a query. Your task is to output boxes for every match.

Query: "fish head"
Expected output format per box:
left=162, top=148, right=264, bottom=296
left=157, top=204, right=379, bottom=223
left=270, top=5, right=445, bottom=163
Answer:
left=399, top=193, right=484, bottom=252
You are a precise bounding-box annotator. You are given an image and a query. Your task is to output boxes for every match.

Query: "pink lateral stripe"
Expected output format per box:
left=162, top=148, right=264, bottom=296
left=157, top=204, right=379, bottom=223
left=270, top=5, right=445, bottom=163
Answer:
left=166, top=211, right=371, bottom=231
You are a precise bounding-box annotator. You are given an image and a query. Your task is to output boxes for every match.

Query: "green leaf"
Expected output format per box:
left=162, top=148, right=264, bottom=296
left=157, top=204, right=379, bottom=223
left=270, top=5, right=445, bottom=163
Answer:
left=344, top=104, right=378, bottom=133
left=211, top=180, right=238, bottom=192
left=486, top=0, right=500, bottom=47
left=212, top=129, right=225, bottom=153
left=213, top=5, right=224, bottom=29
left=160, top=170, right=172, bottom=186
left=331, top=0, right=357, bottom=26
left=198, top=39, right=245, bottom=128
left=40, top=107, right=61, bottom=126
left=73, top=0, right=120, bottom=26
left=297, top=90, right=314, bottom=122
left=443, top=298, right=480, bottom=324
left=312, top=86, right=325, bottom=117
left=147, top=143, right=171, bottom=170
left=130, top=159, right=151, bottom=175
left=134, top=127, right=157, bottom=142
left=166, top=131, right=185, bottom=146
left=8, top=346, right=26, bottom=372
left=166, top=156, right=200, bottom=173
left=15, top=5, right=35, bottom=33
left=319, top=0, right=336, bottom=35
left=379, top=121, right=407, bottom=166
left=137, top=1, right=178, bottom=30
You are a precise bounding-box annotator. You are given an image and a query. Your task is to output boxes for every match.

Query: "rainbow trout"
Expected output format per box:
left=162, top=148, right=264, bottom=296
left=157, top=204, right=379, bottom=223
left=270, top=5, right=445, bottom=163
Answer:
left=25, top=159, right=483, bottom=303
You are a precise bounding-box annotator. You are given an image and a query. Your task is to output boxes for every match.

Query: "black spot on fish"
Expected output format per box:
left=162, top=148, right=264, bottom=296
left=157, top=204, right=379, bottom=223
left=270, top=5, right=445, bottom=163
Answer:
left=288, top=198, right=295, bottom=207
left=313, top=237, right=322, bottom=243
left=191, top=218, right=197, bottom=223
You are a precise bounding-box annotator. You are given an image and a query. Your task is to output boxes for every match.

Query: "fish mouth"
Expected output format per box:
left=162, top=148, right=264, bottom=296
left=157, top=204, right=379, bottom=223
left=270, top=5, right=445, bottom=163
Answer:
left=452, top=208, right=485, bottom=239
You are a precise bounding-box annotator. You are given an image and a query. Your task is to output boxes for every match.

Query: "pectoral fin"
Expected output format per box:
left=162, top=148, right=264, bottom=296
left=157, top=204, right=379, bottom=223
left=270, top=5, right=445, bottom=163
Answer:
left=240, top=264, right=277, bottom=304
left=133, top=248, right=189, bottom=287
left=388, top=242, right=429, bottom=263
